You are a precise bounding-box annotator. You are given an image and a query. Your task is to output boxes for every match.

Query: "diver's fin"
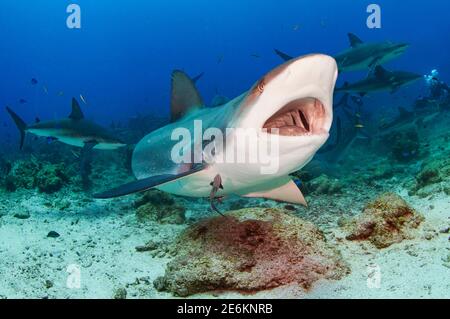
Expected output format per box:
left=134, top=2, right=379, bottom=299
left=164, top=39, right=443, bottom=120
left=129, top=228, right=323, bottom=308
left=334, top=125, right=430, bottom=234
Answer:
left=243, top=178, right=307, bottom=206
left=69, top=98, right=84, bottom=120
left=5, top=106, right=27, bottom=150
left=348, top=33, right=363, bottom=47
left=274, top=49, right=294, bottom=62
left=170, top=70, right=204, bottom=122
left=93, top=164, right=206, bottom=199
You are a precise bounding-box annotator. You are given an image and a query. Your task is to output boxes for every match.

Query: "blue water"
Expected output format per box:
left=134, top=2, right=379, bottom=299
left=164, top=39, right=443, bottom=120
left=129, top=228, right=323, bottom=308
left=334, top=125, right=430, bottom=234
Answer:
left=0, top=0, right=448, bottom=134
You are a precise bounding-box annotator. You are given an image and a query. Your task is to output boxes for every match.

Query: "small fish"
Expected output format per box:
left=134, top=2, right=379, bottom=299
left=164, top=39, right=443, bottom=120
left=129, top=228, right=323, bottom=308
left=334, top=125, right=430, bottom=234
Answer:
left=250, top=54, right=261, bottom=59
left=80, top=94, right=87, bottom=104
left=292, top=24, right=301, bottom=31
left=217, top=55, right=224, bottom=64
left=19, top=99, right=27, bottom=104
left=31, top=78, right=38, bottom=85
left=43, top=85, right=48, bottom=94
left=355, top=124, right=364, bottom=128
left=58, top=91, right=64, bottom=96
left=35, top=117, right=41, bottom=123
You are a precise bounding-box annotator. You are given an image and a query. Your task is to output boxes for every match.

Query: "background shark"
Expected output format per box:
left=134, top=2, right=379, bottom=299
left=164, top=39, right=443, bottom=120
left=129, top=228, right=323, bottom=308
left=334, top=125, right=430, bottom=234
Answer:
left=335, top=65, right=422, bottom=95
left=6, top=98, right=126, bottom=150
left=275, top=33, right=409, bottom=72
left=95, top=54, right=338, bottom=206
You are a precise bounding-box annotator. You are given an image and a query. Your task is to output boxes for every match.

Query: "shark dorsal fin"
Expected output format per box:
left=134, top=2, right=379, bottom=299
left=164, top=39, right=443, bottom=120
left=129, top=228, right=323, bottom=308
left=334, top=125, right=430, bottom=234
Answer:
left=170, top=70, right=204, bottom=122
left=348, top=33, right=364, bottom=48
left=69, top=98, right=84, bottom=120
left=374, top=65, right=390, bottom=79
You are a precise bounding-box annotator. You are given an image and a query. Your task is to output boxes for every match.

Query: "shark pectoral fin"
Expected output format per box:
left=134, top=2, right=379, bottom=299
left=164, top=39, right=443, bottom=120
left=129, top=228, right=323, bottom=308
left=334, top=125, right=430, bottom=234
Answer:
left=69, top=98, right=84, bottom=120
left=243, top=179, right=308, bottom=206
left=93, top=164, right=206, bottom=199
left=368, top=57, right=381, bottom=69
left=170, top=70, right=204, bottom=122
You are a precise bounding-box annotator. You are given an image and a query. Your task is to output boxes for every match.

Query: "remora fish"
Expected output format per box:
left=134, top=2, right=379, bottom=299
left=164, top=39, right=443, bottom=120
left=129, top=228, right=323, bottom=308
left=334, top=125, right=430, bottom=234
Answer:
left=275, top=33, right=409, bottom=72
left=6, top=98, right=126, bottom=150
left=94, top=54, right=338, bottom=206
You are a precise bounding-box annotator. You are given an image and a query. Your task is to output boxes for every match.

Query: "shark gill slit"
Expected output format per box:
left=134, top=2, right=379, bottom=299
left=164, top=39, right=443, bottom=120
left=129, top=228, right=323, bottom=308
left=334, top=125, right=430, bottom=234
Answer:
left=263, top=97, right=326, bottom=136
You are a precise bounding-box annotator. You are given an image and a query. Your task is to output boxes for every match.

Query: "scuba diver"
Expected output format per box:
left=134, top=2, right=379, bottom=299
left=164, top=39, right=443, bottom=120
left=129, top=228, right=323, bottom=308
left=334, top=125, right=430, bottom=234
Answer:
left=417, top=69, right=450, bottom=112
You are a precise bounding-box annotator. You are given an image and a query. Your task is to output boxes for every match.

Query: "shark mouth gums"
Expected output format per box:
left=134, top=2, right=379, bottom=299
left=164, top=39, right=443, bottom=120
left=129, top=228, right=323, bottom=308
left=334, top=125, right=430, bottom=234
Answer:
left=263, top=97, right=328, bottom=136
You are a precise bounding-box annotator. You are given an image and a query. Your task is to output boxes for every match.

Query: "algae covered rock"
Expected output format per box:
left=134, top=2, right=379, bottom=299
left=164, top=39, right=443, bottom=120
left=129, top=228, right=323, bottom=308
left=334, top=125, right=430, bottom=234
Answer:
left=4, top=160, right=69, bottom=193
left=134, top=190, right=185, bottom=224
left=388, top=128, right=420, bottom=162
left=35, top=163, right=68, bottom=193
left=5, top=160, right=39, bottom=191
left=154, top=208, right=349, bottom=297
left=344, top=193, right=424, bottom=249
left=308, top=174, right=343, bottom=195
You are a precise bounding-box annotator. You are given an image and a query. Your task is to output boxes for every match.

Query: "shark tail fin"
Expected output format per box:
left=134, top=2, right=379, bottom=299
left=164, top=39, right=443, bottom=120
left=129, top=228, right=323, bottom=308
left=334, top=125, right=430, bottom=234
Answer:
left=5, top=106, right=27, bottom=150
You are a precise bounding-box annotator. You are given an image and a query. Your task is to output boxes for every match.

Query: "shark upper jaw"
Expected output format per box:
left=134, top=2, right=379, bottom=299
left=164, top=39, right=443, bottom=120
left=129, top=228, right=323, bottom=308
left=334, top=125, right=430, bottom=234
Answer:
left=237, top=54, right=337, bottom=140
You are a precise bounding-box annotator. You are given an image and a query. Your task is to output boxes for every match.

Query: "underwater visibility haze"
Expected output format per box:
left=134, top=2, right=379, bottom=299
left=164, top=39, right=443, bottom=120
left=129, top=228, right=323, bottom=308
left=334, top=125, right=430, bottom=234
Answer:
left=0, top=0, right=449, bottom=299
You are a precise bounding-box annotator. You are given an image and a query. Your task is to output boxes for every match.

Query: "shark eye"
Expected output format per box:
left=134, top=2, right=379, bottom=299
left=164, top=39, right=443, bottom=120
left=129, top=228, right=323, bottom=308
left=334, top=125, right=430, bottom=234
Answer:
left=257, top=79, right=265, bottom=94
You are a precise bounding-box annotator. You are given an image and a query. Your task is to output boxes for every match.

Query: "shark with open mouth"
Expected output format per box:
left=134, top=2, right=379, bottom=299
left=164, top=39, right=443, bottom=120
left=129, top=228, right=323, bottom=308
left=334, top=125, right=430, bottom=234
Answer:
left=95, top=54, right=338, bottom=206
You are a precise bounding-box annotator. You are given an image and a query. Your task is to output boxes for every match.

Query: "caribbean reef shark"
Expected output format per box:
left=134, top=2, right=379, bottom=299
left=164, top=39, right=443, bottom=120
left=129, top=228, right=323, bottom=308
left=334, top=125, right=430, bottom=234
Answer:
left=6, top=98, right=126, bottom=150
left=335, top=65, right=422, bottom=95
left=95, top=54, right=338, bottom=206
left=275, top=33, right=409, bottom=72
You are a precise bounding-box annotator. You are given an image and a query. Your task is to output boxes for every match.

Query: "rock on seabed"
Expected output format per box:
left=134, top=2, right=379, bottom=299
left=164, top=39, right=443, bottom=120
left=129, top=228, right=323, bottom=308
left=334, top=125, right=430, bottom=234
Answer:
left=344, top=193, right=424, bottom=249
left=154, top=207, right=350, bottom=297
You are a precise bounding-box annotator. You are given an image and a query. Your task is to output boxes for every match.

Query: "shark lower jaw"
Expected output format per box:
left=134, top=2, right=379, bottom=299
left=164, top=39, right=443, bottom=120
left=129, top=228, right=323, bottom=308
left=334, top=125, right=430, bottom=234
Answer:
left=262, top=97, right=330, bottom=137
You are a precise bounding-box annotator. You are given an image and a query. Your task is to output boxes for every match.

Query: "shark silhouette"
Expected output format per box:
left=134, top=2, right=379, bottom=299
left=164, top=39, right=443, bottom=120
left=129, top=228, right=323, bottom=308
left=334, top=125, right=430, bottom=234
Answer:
left=6, top=98, right=126, bottom=150
left=335, top=65, right=422, bottom=95
left=94, top=54, right=338, bottom=206
left=275, top=33, right=409, bottom=72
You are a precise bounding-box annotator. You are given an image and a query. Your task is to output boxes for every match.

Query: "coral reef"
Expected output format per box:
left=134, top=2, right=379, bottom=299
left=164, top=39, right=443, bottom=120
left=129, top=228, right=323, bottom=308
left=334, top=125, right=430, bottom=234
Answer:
left=154, top=207, right=349, bottom=297
left=3, top=160, right=69, bottom=194
left=307, top=174, right=343, bottom=195
left=409, top=157, right=450, bottom=197
left=388, top=128, right=420, bottom=162
left=35, top=163, right=68, bottom=193
left=134, top=190, right=185, bottom=224
left=344, top=193, right=424, bottom=248
left=4, top=160, right=39, bottom=191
